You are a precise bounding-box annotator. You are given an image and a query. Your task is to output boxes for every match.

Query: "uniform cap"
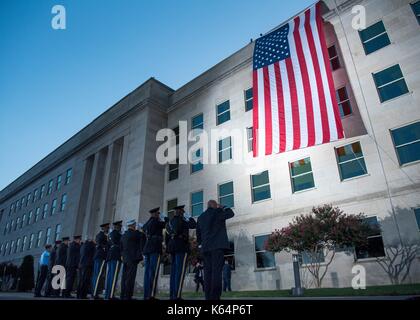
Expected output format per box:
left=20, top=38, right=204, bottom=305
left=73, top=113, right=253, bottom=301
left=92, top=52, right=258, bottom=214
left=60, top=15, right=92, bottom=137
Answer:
left=62, top=237, right=70, bottom=241
left=174, top=205, right=185, bottom=211
left=73, top=235, right=82, bottom=240
left=149, top=207, right=160, bottom=214
left=100, top=223, right=110, bottom=228
left=113, top=220, right=123, bottom=226
left=126, top=219, right=137, bottom=227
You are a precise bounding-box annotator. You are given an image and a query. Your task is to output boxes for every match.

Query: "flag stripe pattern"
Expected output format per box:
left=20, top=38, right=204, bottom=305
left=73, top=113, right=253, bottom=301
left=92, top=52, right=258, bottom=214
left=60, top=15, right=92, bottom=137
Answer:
left=252, top=2, right=344, bottom=157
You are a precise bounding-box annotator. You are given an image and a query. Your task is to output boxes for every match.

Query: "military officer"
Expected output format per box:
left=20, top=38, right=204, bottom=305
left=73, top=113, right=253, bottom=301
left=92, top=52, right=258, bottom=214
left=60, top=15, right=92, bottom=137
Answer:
left=120, top=219, right=146, bottom=300
left=166, top=205, right=197, bottom=300
left=63, top=235, right=82, bottom=298
left=142, top=207, right=166, bottom=300
left=104, top=220, right=122, bottom=300
left=55, top=236, right=70, bottom=296
left=77, top=237, right=95, bottom=299
left=45, top=239, right=61, bottom=297
left=92, top=222, right=110, bottom=299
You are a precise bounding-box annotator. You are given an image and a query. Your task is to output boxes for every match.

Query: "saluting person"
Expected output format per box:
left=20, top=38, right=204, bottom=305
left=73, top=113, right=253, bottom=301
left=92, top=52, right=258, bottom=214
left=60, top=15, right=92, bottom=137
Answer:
left=63, top=235, right=82, bottom=298
left=142, top=207, right=166, bottom=300
left=92, top=222, right=110, bottom=299
left=166, top=205, right=196, bottom=300
left=120, top=219, right=146, bottom=300
left=105, top=220, right=122, bottom=300
left=77, top=238, right=95, bottom=299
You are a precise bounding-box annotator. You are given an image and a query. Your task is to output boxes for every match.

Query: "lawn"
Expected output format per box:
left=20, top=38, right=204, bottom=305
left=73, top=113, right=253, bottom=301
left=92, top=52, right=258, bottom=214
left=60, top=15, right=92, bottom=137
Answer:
left=155, top=283, right=420, bottom=299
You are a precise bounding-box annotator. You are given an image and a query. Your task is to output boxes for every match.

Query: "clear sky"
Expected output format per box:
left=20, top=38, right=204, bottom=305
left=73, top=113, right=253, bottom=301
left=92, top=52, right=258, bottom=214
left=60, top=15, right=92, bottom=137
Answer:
left=0, top=0, right=314, bottom=190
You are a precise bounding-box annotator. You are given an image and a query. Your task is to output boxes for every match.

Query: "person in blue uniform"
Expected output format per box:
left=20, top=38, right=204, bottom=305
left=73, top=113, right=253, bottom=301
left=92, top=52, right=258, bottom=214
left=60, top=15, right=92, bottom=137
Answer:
left=34, top=244, right=52, bottom=297
left=222, top=260, right=233, bottom=292
left=45, top=240, right=61, bottom=297
left=196, top=200, right=234, bottom=300
left=63, top=235, right=82, bottom=298
left=55, top=236, right=70, bottom=296
left=166, top=205, right=197, bottom=300
left=92, top=222, right=110, bottom=299
left=77, top=237, right=95, bottom=299
left=105, top=220, right=122, bottom=300
left=120, top=219, right=146, bottom=300
left=142, top=207, right=166, bottom=300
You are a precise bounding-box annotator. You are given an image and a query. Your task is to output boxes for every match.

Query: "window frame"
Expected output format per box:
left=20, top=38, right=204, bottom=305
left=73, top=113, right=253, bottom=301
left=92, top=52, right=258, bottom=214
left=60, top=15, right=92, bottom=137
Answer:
left=218, top=136, right=233, bottom=163
left=190, top=190, right=204, bottom=217
left=191, top=113, right=204, bottom=131
left=390, top=121, right=420, bottom=166
left=168, top=159, right=179, bottom=181
left=335, top=141, right=368, bottom=181
left=411, top=1, right=420, bottom=24
left=60, top=193, right=67, bottom=212
left=253, top=233, right=276, bottom=270
left=244, top=88, right=253, bottom=112
left=246, top=127, right=254, bottom=153
left=372, top=64, right=409, bottom=103
left=250, top=170, right=272, bottom=203
left=288, top=157, right=316, bottom=194
left=216, top=100, right=231, bottom=126
left=218, top=180, right=235, bottom=209
left=359, top=20, right=391, bottom=55
left=65, top=168, right=73, bottom=185
left=190, top=148, right=204, bottom=174
left=327, top=44, right=340, bottom=70
left=355, top=216, right=385, bottom=260
left=336, top=86, right=353, bottom=118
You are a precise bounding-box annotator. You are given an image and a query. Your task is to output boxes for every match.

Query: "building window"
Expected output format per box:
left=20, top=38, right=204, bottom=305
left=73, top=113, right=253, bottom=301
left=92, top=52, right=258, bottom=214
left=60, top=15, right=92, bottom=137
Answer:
left=355, top=216, right=385, bottom=259
left=26, top=193, right=31, bottom=206
left=254, top=235, right=276, bottom=269
left=216, top=100, right=231, bottom=125
left=22, top=214, right=26, bottom=228
left=51, top=199, right=57, bottom=215
left=56, top=175, right=62, bottom=191
left=33, top=189, right=38, bottom=202
left=412, top=1, right=420, bottom=24
left=22, top=236, right=27, bottom=252
left=40, top=184, right=45, bottom=199
left=336, top=87, right=352, bottom=117
left=17, top=199, right=21, bottom=211
left=47, top=179, right=54, bottom=195
left=65, top=168, right=73, bottom=185
left=15, top=238, right=21, bottom=254
left=247, top=127, right=253, bottom=153
left=173, top=126, right=180, bottom=145
left=244, top=88, right=253, bottom=112
left=335, top=142, right=367, bottom=180
left=218, top=181, right=234, bottom=208
left=327, top=45, right=340, bottom=70
left=191, top=113, right=204, bottom=131
left=299, top=250, right=325, bottom=265
left=54, top=224, right=62, bottom=241
left=218, top=137, right=232, bottom=163
left=9, top=203, right=14, bottom=216
left=29, top=233, right=35, bottom=250
left=224, top=241, right=236, bottom=270
left=359, top=21, right=391, bottom=55
left=373, top=64, right=409, bottom=103
left=36, top=230, right=43, bottom=248
left=167, top=198, right=178, bottom=219
left=21, top=196, right=26, bottom=209
left=16, top=217, right=21, bottom=230
left=10, top=241, right=15, bottom=255
left=60, top=194, right=67, bottom=212
left=45, top=227, right=52, bottom=245
left=35, top=207, right=40, bottom=222
left=11, top=219, right=15, bottom=232
left=251, top=171, right=271, bottom=202
left=414, top=208, right=420, bottom=230
left=42, top=203, right=48, bottom=219
left=4, top=242, right=9, bottom=256
left=390, top=121, right=420, bottom=165
left=289, top=158, right=315, bottom=193
left=28, top=211, right=33, bottom=225
left=191, top=191, right=204, bottom=217
left=168, top=159, right=179, bottom=181
left=191, top=149, right=203, bottom=173
left=4, top=222, right=9, bottom=235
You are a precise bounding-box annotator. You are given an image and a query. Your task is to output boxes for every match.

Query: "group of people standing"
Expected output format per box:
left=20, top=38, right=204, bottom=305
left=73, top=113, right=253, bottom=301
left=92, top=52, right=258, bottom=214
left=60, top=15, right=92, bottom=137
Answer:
left=33, top=199, right=234, bottom=300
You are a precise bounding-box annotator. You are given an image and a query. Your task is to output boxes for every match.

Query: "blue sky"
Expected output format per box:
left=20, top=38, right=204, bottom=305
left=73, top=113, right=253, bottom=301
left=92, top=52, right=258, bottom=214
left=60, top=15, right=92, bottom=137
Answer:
left=0, top=0, right=314, bottom=190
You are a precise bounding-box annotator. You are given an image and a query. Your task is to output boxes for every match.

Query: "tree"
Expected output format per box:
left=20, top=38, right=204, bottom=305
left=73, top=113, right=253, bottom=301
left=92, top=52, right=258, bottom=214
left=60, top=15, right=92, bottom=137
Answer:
left=266, top=204, right=372, bottom=288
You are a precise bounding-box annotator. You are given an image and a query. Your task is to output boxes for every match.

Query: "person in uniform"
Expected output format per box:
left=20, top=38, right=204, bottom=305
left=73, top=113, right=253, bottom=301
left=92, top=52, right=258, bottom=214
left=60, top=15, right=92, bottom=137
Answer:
left=92, top=222, right=110, bottom=299
left=55, top=237, right=70, bottom=296
left=142, top=207, right=166, bottom=300
left=34, top=244, right=52, bottom=297
left=222, top=259, right=233, bottom=292
left=196, top=200, right=234, bottom=300
left=166, top=205, right=197, bottom=300
left=44, top=239, right=61, bottom=297
left=63, top=235, right=82, bottom=298
left=120, top=219, right=146, bottom=300
left=77, top=237, right=95, bottom=299
left=104, top=220, right=122, bottom=300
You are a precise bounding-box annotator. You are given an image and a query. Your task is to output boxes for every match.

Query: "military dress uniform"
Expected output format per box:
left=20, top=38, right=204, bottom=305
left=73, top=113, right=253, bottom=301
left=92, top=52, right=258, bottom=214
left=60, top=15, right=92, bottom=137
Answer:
left=104, top=221, right=122, bottom=300
left=44, top=240, right=61, bottom=297
left=63, top=236, right=81, bottom=298
left=120, top=220, right=146, bottom=300
left=77, top=239, right=95, bottom=299
left=166, top=205, right=197, bottom=300
left=55, top=237, right=70, bottom=295
left=92, top=223, right=109, bottom=298
left=142, top=208, right=166, bottom=300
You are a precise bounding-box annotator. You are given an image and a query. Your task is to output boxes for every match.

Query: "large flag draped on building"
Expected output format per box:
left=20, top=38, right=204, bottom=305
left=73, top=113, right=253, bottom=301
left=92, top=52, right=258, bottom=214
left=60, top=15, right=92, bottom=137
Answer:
left=252, top=2, right=344, bottom=157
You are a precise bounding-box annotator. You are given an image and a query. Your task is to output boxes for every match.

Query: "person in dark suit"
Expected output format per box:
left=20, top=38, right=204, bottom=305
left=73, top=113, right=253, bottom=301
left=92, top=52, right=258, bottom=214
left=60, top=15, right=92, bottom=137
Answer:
left=193, top=261, right=204, bottom=292
left=92, top=222, right=110, bottom=299
left=222, top=260, right=233, bottom=292
left=77, top=238, right=95, bottom=299
left=45, top=240, right=61, bottom=297
left=166, top=205, right=197, bottom=300
left=105, top=221, right=122, bottom=300
left=142, top=207, right=166, bottom=300
left=55, top=237, right=70, bottom=296
left=120, top=219, right=146, bottom=300
left=63, top=235, right=81, bottom=298
left=196, top=200, right=234, bottom=300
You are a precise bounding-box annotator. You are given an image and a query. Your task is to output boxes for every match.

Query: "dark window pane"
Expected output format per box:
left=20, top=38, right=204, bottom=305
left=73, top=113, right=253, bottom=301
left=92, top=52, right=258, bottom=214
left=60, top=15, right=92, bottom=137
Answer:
left=245, top=88, right=253, bottom=100
left=292, top=173, right=315, bottom=192
left=336, top=142, right=363, bottom=163
left=327, top=45, right=337, bottom=58
left=395, top=142, right=420, bottom=165
left=363, top=34, right=391, bottom=55
left=217, top=111, right=230, bottom=125
left=218, top=148, right=232, bottom=163
left=219, top=182, right=233, bottom=196
left=414, top=208, right=420, bottom=230
left=245, top=88, right=253, bottom=112
left=219, top=194, right=234, bottom=208
left=412, top=1, right=420, bottom=24
left=377, top=79, right=409, bottom=102
left=356, top=236, right=385, bottom=259
left=191, top=191, right=203, bottom=204
left=373, top=65, right=403, bottom=87
left=359, top=21, right=386, bottom=42
left=256, top=252, right=276, bottom=269
left=391, top=122, right=420, bottom=146
left=191, top=162, right=203, bottom=173
left=192, top=114, right=203, bottom=130
left=217, top=101, right=230, bottom=114
left=252, top=185, right=271, bottom=202
left=339, top=101, right=352, bottom=117
left=290, top=158, right=312, bottom=176
left=251, top=170, right=269, bottom=187
left=219, top=137, right=231, bottom=150
left=254, top=235, right=268, bottom=251
left=339, top=158, right=367, bottom=180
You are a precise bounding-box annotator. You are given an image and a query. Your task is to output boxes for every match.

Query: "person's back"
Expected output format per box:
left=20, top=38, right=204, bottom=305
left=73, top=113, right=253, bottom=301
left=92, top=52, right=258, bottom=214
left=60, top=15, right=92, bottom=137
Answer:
left=121, top=228, right=144, bottom=264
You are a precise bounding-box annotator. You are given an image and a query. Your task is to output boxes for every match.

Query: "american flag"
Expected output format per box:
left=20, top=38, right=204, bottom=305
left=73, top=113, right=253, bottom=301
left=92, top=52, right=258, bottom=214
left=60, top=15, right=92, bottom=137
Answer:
left=252, top=2, right=344, bottom=157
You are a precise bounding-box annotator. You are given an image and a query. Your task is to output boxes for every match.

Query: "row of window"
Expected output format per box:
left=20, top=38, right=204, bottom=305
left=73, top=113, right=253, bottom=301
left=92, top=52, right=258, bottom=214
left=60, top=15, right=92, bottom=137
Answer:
left=0, top=224, right=62, bottom=257
left=3, top=194, right=67, bottom=236
left=7, top=168, right=72, bottom=217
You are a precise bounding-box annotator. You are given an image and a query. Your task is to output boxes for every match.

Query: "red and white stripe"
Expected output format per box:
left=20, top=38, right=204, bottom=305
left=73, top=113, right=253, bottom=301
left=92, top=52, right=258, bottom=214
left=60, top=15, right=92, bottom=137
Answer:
left=252, top=2, right=344, bottom=157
